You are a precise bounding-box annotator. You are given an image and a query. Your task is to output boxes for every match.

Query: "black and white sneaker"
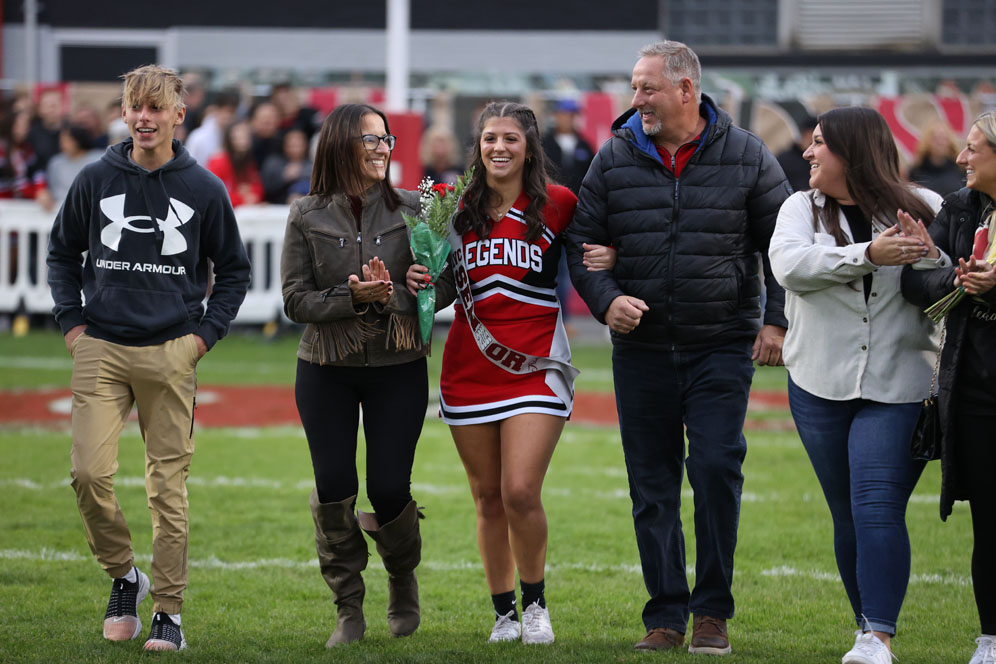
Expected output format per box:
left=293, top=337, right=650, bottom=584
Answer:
left=143, top=612, right=187, bottom=651
left=102, top=567, right=150, bottom=641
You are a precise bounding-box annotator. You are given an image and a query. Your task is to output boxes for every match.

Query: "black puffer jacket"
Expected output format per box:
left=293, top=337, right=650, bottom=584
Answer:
left=901, top=187, right=996, bottom=520
left=567, top=96, right=790, bottom=349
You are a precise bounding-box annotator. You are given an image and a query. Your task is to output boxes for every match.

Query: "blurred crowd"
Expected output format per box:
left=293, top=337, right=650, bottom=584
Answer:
left=2, top=79, right=469, bottom=212
left=0, top=79, right=329, bottom=211
left=2, top=80, right=970, bottom=220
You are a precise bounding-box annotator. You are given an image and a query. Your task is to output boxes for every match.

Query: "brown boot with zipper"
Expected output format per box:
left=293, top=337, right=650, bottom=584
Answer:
left=357, top=500, right=422, bottom=637
left=309, top=490, right=368, bottom=646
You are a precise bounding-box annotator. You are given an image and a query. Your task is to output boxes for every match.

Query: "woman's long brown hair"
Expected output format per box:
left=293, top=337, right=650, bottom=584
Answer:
left=813, top=106, right=936, bottom=245
left=310, top=103, right=401, bottom=210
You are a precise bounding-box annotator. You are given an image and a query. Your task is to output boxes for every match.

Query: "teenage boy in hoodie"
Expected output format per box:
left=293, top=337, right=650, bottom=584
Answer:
left=47, top=65, right=251, bottom=652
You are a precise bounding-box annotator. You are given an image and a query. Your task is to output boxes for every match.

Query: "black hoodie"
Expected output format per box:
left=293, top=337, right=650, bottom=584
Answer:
left=47, top=138, right=251, bottom=349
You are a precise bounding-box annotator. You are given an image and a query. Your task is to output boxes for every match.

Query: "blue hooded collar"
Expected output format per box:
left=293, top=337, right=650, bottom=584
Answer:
left=619, top=97, right=718, bottom=166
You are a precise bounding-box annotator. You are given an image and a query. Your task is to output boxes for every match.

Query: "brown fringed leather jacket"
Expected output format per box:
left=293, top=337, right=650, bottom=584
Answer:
left=281, top=187, right=449, bottom=367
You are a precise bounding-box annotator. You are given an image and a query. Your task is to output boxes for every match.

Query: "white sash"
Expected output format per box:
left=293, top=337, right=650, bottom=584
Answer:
left=448, top=227, right=579, bottom=408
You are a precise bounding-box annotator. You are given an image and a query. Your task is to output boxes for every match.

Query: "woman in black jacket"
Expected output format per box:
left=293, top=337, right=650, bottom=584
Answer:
left=901, top=111, right=996, bottom=664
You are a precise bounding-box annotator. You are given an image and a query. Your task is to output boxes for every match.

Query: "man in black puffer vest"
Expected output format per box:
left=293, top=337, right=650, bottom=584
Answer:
left=567, top=40, right=790, bottom=656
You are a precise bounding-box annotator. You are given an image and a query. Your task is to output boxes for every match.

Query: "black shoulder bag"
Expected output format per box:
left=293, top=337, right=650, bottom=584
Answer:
left=910, top=324, right=945, bottom=461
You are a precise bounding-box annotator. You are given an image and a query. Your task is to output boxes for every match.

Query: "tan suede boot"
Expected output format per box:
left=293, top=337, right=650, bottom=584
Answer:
left=357, top=500, right=422, bottom=637
left=309, top=490, right=368, bottom=646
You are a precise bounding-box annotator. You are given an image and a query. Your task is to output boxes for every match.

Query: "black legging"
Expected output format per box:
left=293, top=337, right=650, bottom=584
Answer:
left=954, top=402, right=996, bottom=635
left=295, top=357, right=428, bottom=523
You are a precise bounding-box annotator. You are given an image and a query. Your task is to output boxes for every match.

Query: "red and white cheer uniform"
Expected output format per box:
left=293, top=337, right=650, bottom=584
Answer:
left=440, top=184, right=578, bottom=425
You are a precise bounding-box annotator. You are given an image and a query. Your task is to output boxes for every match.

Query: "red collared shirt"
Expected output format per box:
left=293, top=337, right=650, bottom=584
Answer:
left=655, top=131, right=703, bottom=178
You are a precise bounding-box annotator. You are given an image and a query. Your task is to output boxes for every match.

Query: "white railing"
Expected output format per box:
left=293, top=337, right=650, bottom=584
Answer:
left=0, top=201, right=455, bottom=325
left=229, top=205, right=290, bottom=324
left=0, top=200, right=290, bottom=325
left=0, top=200, right=55, bottom=316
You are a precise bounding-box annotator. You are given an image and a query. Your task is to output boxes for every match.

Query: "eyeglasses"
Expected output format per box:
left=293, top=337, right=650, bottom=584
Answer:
left=356, top=134, right=397, bottom=151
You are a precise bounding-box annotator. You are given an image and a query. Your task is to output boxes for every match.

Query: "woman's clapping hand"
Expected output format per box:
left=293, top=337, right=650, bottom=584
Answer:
left=349, top=257, right=393, bottom=305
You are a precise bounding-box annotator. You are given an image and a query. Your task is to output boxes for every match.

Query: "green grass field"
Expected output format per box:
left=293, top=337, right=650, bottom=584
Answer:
left=0, top=329, right=978, bottom=663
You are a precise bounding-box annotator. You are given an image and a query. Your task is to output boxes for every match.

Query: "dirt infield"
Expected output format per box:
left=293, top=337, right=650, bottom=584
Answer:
left=0, top=386, right=791, bottom=429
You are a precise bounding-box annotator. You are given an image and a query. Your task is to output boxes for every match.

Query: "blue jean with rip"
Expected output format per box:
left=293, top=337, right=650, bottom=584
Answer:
left=787, top=376, right=925, bottom=635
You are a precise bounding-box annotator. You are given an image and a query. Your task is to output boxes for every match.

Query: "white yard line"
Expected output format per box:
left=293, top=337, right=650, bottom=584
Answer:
left=0, top=356, right=291, bottom=374
left=761, top=565, right=971, bottom=587
left=0, top=357, right=74, bottom=370
left=0, top=548, right=969, bottom=586
left=0, top=476, right=947, bottom=507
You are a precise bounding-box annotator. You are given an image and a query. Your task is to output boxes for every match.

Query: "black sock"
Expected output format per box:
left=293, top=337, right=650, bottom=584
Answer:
left=520, top=578, right=546, bottom=609
left=491, top=590, right=517, bottom=620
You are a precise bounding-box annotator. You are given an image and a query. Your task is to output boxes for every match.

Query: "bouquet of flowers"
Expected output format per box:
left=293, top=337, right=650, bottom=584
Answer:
left=402, top=167, right=473, bottom=344
left=924, top=235, right=996, bottom=322
left=924, top=284, right=967, bottom=323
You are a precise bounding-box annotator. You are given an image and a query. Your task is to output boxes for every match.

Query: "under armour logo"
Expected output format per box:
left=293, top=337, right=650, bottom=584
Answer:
left=99, top=194, right=194, bottom=256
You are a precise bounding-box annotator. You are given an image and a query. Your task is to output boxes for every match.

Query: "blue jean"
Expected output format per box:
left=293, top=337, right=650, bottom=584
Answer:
left=787, top=376, right=925, bottom=635
left=613, top=340, right=754, bottom=633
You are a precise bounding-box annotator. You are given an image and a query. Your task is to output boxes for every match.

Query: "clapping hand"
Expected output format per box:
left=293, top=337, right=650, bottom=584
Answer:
left=866, top=219, right=928, bottom=266
left=955, top=256, right=996, bottom=296
left=895, top=209, right=939, bottom=260
left=349, top=257, right=393, bottom=305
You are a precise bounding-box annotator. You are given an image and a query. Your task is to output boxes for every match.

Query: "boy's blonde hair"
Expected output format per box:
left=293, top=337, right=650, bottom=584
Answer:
left=121, top=65, right=185, bottom=111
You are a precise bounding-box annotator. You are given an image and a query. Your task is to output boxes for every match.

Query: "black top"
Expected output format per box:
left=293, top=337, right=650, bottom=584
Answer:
left=541, top=130, right=595, bottom=195
left=841, top=204, right=873, bottom=302
left=908, top=159, right=964, bottom=198
left=776, top=145, right=811, bottom=194
left=960, top=291, right=996, bottom=414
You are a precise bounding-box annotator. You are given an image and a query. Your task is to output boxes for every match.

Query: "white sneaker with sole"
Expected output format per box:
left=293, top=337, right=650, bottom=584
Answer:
left=102, top=567, right=150, bottom=641
left=970, top=636, right=996, bottom=664
left=842, top=631, right=895, bottom=664
left=143, top=612, right=187, bottom=651
left=488, top=610, right=521, bottom=643
left=521, top=601, right=554, bottom=645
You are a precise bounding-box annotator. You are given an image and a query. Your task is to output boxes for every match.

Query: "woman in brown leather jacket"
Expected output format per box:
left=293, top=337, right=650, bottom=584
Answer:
left=280, top=104, right=449, bottom=647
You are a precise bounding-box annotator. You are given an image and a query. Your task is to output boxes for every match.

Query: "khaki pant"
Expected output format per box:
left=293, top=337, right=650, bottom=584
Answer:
left=69, top=332, right=198, bottom=615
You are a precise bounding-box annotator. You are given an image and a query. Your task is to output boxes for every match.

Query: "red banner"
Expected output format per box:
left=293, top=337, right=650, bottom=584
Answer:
left=386, top=111, right=424, bottom=191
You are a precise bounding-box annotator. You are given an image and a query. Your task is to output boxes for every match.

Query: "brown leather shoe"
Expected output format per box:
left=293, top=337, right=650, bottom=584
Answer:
left=688, top=615, right=731, bottom=655
left=634, top=627, right=685, bottom=651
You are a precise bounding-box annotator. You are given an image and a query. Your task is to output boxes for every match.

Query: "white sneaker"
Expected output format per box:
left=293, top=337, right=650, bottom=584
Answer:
left=488, top=610, right=521, bottom=643
left=102, top=567, right=150, bottom=641
left=970, top=636, right=996, bottom=664
left=143, top=612, right=187, bottom=651
left=521, top=601, right=554, bottom=645
left=842, top=631, right=895, bottom=664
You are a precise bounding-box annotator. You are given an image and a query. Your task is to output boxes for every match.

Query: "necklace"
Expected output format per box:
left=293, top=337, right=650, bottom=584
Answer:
left=492, top=198, right=518, bottom=220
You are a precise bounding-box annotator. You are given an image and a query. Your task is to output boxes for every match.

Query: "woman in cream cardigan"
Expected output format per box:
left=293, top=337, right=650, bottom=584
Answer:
left=769, top=106, right=945, bottom=664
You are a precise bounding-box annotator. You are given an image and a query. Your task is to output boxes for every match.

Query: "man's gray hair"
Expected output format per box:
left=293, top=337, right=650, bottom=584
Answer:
left=638, top=41, right=702, bottom=102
